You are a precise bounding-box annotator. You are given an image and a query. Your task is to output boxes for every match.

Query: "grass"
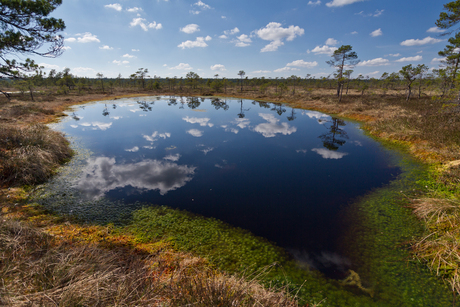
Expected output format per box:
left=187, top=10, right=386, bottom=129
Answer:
left=0, top=216, right=301, bottom=306
left=2, top=86, right=460, bottom=305
left=0, top=123, right=72, bottom=186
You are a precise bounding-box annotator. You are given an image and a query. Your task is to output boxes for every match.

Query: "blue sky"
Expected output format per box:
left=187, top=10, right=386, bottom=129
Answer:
left=35, top=0, right=448, bottom=79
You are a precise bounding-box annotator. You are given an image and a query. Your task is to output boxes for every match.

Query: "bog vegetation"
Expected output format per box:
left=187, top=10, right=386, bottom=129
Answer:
left=2, top=0, right=460, bottom=306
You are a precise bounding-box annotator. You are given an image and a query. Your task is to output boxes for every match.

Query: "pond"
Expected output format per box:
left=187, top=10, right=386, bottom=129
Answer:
left=44, top=96, right=402, bottom=278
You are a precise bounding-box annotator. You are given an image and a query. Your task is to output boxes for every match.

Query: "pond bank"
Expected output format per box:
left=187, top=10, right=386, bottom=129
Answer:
left=1, top=90, right=459, bottom=305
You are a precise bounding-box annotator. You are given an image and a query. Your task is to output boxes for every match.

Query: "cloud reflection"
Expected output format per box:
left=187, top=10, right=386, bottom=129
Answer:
left=187, top=129, right=204, bottom=137
left=253, top=113, right=297, bottom=138
left=76, top=157, right=196, bottom=199
left=79, top=122, right=113, bottom=131
left=183, top=116, right=214, bottom=127
left=312, top=148, right=348, bottom=159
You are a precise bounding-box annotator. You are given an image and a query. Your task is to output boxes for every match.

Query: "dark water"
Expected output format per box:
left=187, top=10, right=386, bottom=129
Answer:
left=57, top=96, right=401, bottom=277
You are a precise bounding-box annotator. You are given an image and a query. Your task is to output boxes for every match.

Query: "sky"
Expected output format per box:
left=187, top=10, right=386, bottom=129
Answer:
left=33, top=0, right=450, bottom=79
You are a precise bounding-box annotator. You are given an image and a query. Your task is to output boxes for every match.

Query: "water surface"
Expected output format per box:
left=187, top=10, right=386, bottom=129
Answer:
left=49, top=96, right=402, bottom=277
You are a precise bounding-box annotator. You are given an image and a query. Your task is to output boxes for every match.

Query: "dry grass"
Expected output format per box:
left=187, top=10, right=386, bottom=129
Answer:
left=0, top=123, right=72, bottom=186
left=0, top=219, right=300, bottom=307
left=412, top=198, right=460, bottom=294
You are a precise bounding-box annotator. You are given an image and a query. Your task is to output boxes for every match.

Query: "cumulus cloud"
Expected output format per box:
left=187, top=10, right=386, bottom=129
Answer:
left=395, top=55, right=423, bottom=62
left=427, top=27, right=445, bottom=33
left=370, top=28, right=382, bottom=37
left=326, top=0, right=365, bottom=7
left=105, top=3, right=122, bottom=11
left=127, top=7, right=143, bottom=13
left=178, top=36, right=211, bottom=49
left=224, top=27, right=240, bottom=35
left=387, top=53, right=401, bottom=57
left=308, top=45, right=338, bottom=55
left=99, top=45, right=113, bottom=50
left=76, top=157, right=196, bottom=199
left=308, top=0, right=321, bottom=5
left=170, top=63, right=192, bottom=70
left=357, top=58, right=390, bottom=66
left=113, top=60, right=129, bottom=65
left=66, top=33, right=100, bottom=43
left=211, top=64, right=226, bottom=71
left=180, top=24, right=200, bottom=34
left=125, top=146, right=139, bottom=152
left=122, top=53, right=135, bottom=58
left=325, top=38, right=338, bottom=45
left=253, top=113, right=297, bottom=138
left=286, top=60, right=318, bottom=68
left=130, top=18, right=162, bottom=31
left=252, top=70, right=271, bottom=74
left=164, top=154, right=181, bottom=162
left=312, top=148, right=348, bottom=159
left=431, top=57, right=446, bottom=64
left=274, top=67, right=300, bottom=73
left=190, top=0, right=211, bottom=14
left=256, top=22, right=304, bottom=52
left=400, top=36, right=443, bottom=46
left=232, top=34, right=252, bottom=47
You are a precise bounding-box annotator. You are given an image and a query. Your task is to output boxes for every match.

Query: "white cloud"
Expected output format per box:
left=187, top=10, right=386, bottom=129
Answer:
left=113, top=60, right=130, bottom=65
left=253, top=113, right=297, bottom=138
left=232, top=34, right=252, bottom=47
left=65, top=33, right=100, bottom=44
left=194, top=0, right=211, bottom=9
left=122, top=53, right=135, bottom=58
left=400, top=36, right=443, bottom=46
left=187, top=129, right=204, bottom=137
left=325, top=38, right=338, bottom=46
left=224, top=27, right=240, bottom=35
left=178, top=36, right=211, bottom=49
left=308, top=45, right=338, bottom=55
left=427, top=27, right=446, bottom=33
left=105, top=3, right=122, bottom=11
left=395, top=55, right=423, bottom=62
left=351, top=31, right=358, bottom=35
left=252, top=70, right=271, bottom=74
left=326, top=0, right=365, bottom=7
left=127, top=7, right=143, bottom=13
left=312, top=148, right=348, bottom=159
left=308, top=0, right=321, bottom=6
left=431, top=57, right=446, bottom=63
left=387, top=53, right=401, bottom=57
left=373, top=9, right=384, bottom=17
left=170, top=63, right=192, bottom=70
left=219, top=35, right=228, bottom=39
left=130, top=18, right=162, bottom=31
left=274, top=67, right=300, bottom=73
left=256, top=22, right=304, bottom=52
left=286, top=60, right=318, bottom=68
left=357, top=58, right=390, bottom=66
left=62, top=46, right=71, bottom=50
left=39, top=63, right=60, bottom=70
left=211, top=64, right=226, bottom=71
left=370, top=28, right=382, bottom=37
left=132, top=49, right=140, bottom=52
left=99, top=45, right=113, bottom=50
left=368, top=71, right=380, bottom=75
left=80, top=121, right=112, bottom=131
left=181, top=24, right=200, bottom=34
left=73, top=67, right=96, bottom=75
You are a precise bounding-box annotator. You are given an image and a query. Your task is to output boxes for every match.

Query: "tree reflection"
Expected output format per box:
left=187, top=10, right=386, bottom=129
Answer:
left=187, top=97, right=201, bottom=109
left=319, top=118, right=348, bottom=150
left=271, top=103, right=286, bottom=116
left=71, top=112, right=80, bottom=121
left=112, top=104, right=117, bottom=109
left=287, top=108, right=296, bottom=121
left=210, top=98, right=229, bottom=111
left=137, top=101, right=152, bottom=112
left=102, top=104, right=110, bottom=116
left=168, top=98, right=178, bottom=106
left=252, top=100, right=270, bottom=109
left=237, top=99, right=250, bottom=118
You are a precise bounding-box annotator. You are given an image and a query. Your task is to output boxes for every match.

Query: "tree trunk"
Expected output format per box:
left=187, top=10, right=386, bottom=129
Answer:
left=406, top=85, right=411, bottom=101
left=0, top=89, right=11, bottom=100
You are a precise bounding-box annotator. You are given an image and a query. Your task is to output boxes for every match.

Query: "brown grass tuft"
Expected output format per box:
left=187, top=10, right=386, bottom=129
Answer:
left=0, top=123, right=72, bottom=186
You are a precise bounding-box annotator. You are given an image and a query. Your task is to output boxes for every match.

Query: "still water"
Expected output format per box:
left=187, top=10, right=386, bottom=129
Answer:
left=51, top=96, right=401, bottom=277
